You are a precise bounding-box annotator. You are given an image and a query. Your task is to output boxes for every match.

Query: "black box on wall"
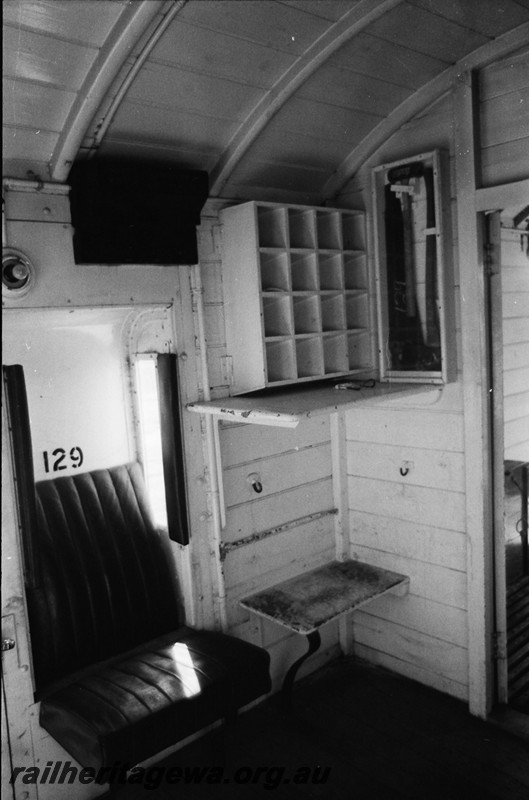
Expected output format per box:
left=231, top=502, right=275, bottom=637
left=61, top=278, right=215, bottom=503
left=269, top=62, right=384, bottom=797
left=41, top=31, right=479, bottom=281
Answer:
left=69, top=159, right=209, bottom=265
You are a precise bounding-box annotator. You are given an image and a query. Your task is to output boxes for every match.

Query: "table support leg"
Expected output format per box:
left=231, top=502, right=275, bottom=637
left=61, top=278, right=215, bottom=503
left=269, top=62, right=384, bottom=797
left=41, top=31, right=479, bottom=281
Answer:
left=281, top=630, right=321, bottom=710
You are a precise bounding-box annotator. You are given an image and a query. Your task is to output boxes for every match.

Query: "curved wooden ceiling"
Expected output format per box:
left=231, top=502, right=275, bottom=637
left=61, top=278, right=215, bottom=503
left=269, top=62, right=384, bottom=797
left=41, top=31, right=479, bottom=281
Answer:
left=3, top=0, right=529, bottom=204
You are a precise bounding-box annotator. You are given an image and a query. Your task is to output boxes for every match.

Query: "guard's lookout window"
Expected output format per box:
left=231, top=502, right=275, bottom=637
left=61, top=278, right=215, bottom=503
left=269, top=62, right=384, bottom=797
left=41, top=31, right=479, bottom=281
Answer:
left=134, top=353, right=190, bottom=546
left=135, top=355, right=168, bottom=530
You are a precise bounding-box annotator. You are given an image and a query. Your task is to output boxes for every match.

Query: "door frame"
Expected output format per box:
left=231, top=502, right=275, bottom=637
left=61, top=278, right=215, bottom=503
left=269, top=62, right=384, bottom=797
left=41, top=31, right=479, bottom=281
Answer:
left=476, top=182, right=529, bottom=709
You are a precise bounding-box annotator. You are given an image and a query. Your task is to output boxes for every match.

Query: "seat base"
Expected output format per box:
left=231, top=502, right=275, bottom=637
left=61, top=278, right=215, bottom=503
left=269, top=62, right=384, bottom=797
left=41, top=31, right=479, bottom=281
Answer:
left=40, top=626, right=271, bottom=773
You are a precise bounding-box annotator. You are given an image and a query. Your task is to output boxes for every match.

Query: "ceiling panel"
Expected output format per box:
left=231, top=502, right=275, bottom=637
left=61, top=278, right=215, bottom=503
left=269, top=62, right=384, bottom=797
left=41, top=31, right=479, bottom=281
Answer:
left=227, top=156, right=330, bottom=199
left=105, top=102, right=238, bottom=157
left=2, top=125, right=56, bottom=165
left=2, top=0, right=127, bottom=46
left=2, top=0, right=528, bottom=195
left=3, top=76, right=75, bottom=130
left=330, top=32, right=448, bottom=89
left=241, top=127, right=353, bottom=171
left=177, top=0, right=332, bottom=55
left=123, top=61, right=262, bottom=123
left=367, top=1, right=489, bottom=62
left=95, top=136, right=220, bottom=174
left=264, top=96, right=382, bottom=144
left=3, top=27, right=97, bottom=89
left=298, top=63, right=413, bottom=116
left=410, top=0, right=529, bottom=37
left=149, top=18, right=297, bottom=88
left=281, top=0, right=361, bottom=22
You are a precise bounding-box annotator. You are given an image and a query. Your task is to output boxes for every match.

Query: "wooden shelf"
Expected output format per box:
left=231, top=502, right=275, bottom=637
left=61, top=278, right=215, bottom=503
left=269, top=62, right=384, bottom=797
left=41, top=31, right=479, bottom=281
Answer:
left=187, top=382, right=439, bottom=428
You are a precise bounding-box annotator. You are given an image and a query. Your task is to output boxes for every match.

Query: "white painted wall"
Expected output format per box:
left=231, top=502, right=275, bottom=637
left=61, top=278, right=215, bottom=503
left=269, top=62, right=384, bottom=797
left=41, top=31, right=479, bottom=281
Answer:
left=1, top=186, right=216, bottom=800
left=3, top=307, right=135, bottom=480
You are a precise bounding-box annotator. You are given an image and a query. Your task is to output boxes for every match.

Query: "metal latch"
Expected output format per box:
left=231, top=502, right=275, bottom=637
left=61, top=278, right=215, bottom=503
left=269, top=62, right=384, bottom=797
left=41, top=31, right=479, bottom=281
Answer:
left=2, top=639, right=15, bottom=652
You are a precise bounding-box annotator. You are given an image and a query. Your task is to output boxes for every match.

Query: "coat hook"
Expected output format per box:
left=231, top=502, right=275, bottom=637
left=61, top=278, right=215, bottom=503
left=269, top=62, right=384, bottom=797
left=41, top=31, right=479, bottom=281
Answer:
left=247, top=472, right=263, bottom=493
left=400, top=467, right=409, bottom=476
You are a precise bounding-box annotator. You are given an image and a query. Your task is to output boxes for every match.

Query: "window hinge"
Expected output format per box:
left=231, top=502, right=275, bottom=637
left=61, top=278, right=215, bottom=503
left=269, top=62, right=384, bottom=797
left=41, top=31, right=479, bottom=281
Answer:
left=221, top=355, right=233, bottom=386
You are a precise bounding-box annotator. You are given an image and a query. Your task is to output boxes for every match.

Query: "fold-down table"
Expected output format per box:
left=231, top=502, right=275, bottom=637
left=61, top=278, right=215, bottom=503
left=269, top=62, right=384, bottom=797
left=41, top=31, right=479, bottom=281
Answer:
left=240, top=559, right=409, bottom=708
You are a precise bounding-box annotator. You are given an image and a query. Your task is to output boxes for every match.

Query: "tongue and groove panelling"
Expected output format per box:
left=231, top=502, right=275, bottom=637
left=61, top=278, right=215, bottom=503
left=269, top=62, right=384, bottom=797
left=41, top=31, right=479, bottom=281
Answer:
left=219, top=416, right=340, bottom=685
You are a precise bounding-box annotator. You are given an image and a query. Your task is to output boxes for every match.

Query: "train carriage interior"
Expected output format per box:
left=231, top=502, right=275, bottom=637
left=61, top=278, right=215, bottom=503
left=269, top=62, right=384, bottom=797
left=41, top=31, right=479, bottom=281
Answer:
left=2, top=1, right=529, bottom=798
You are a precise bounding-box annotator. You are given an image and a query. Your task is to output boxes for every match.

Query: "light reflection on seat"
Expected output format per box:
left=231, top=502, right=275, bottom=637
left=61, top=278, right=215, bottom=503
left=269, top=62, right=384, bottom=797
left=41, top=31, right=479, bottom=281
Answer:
left=168, top=643, right=202, bottom=698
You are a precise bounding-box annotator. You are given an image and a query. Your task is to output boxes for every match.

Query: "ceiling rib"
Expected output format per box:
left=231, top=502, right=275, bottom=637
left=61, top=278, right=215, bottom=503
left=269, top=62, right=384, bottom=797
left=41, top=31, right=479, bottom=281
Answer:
left=50, top=0, right=166, bottom=182
left=89, top=0, right=188, bottom=156
left=321, top=22, right=529, bottom=202
left=209, top=0, right=403, bottom=197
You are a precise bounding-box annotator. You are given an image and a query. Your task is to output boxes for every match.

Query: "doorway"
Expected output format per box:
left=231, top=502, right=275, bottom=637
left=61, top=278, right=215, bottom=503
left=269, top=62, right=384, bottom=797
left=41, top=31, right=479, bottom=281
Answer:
left=490, top=206, right=529, bottom=715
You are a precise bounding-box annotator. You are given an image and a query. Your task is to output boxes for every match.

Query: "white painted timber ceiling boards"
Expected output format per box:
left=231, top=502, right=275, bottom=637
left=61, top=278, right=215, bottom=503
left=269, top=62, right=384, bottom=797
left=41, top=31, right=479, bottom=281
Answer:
left=2, top=0, right=148, bottom=179
left=410, top=0, right=529, bottom=38
left=329, top=32, right=447, bottom=89
left=176, top=0, right=335, bottom=55
left=364, top=3, right=489, bottom=62
left=2, top=0, right=127, bottom=45
left=2, top=29, right=98, bottom=89
left=2, top=0, right=529, bottom=200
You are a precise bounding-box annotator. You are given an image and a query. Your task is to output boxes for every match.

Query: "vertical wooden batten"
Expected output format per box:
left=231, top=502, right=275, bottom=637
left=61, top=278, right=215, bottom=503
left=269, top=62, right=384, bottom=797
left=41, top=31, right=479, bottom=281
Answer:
left=331, top=410, right=352, bottom=653
left=454, top=69, right=494, bottom=718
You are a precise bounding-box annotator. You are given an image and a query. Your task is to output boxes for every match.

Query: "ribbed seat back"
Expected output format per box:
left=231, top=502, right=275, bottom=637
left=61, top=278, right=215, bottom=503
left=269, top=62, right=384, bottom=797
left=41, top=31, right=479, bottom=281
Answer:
left=27, top=463, right=181, bottom=692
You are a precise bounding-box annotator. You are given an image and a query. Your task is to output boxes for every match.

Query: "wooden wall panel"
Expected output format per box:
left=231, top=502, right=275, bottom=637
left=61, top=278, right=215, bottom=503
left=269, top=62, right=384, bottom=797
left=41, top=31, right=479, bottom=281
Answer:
left=220, top=416, right=330, bottom=466
left=480, top=49, right=529, bottom=186
left=354, top=641, right=468, bottom=701
left=353, top=614, right=468, bottom=685
left=223, top=442, right=331, bottom=507
left=353, top=618, right=468, bottom=699
left=201, top=86, right=471, bottom=698
left=349, top=512, right=466, bottom=572
left=345, top=397, right=467, bottom=698
left=348, top=544, right=467, bottom=610
left=356, top=592, right=468, bottom=648
left=223, top=480, right=334, bottom=544
left=345, top=406, right=464, bottom=451
left=348, top=476, right=465, bottom=533
left=224, top=518, right=334, bottom=598
left=346, top=441, right=465, bottom=492
left=217, top=401, right=336, bottom=689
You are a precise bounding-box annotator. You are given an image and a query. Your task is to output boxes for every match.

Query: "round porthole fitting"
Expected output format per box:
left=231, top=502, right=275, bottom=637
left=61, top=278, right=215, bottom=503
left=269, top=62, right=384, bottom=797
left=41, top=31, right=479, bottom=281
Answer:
left=2, top=248, right=35, bottom=297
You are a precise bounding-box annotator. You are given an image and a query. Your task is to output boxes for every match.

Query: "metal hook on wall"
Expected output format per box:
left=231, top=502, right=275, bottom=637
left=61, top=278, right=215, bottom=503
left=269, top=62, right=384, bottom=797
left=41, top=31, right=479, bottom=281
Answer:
left=399, top=461, right=413, bottom=477
left=247, top=472, right=263, bottom=494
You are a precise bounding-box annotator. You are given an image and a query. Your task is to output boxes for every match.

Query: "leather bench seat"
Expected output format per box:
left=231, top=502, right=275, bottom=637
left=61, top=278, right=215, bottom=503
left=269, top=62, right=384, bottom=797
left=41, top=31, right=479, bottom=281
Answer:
left=40, top=627, right=271, bottom=771
left=26, top=463, right=271, bottom=775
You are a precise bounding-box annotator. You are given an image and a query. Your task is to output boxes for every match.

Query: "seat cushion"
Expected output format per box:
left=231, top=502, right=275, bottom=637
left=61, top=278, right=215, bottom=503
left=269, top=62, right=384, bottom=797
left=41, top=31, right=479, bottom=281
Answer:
left=39, top=627, right=271, bottom=771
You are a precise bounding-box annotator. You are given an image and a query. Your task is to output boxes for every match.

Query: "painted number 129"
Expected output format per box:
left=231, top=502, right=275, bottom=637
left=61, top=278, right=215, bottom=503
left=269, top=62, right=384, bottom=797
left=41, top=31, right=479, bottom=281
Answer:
left=43, top=446, right=84, bottom=473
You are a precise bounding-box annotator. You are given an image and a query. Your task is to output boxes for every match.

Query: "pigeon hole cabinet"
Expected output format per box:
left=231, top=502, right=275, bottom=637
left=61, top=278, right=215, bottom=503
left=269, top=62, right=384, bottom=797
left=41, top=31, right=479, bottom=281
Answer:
left=220, top=201, right=373, bottom=395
